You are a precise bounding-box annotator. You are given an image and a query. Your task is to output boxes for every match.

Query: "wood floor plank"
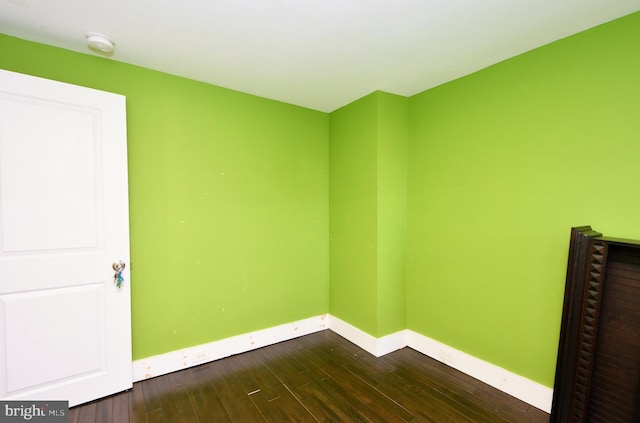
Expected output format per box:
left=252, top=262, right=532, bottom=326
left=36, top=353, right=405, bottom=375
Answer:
left=388, top=347, right=547, bottom=422
left=289, top=379, right=374, bottom=422
left=393, top=364, right=499, bottom=423
left=213, top=356, right=268, bottom=422
left=68, top=330, right=550, bottom=423
left=248, top=383, right=318, bottom=422
left=262, top=342, right=372, bottom=422
left=112, top=391, right=130, bottom=423
left=319, top=333, right=474, bottom=422
left=141, top=374, right=164, bottom=415
left=472, top=385, right=543, bottom=422
left=259, top=343, right=318, bottom=388
left=146, top=408, right=165, bottom=423
left=265, top=335, right=401, bottom=422
left=339, top=360, right=452, bottom=421
left=67, top=406, right=80, bottom=423
left=346, top=359, right=473, bottom=423
left=155, top=375, right=183, bottom=422
left=94, top=397, right=113, bottom=423
left=380, top=350, right=505, bottom=423
left=228, top=348, right=285, bottom=394
left=222, top=349, right=314, bottom=421
left=129, top=382, right=148, bottom=423
left=76, top=402, right=97, bottom=423
left=188, top=364, right=234, bottom=423
left=297, top=348, right=413, bottom=422
left=169, top=385, right=199, bottom=423
left=389, top=347, right=479, bottom=393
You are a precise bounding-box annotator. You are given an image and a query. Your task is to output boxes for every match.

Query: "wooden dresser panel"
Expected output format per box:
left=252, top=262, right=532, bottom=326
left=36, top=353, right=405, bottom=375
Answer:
left=551, top=227, right=640, bottom=423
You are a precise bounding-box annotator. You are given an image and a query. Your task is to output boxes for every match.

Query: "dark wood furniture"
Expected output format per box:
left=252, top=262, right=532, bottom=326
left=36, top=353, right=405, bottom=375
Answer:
left=551, top=226, right=640, bottom=422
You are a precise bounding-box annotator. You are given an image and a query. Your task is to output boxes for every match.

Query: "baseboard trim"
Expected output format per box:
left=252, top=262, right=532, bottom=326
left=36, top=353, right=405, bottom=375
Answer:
left=406, top=330, right=553, bottom=413
left=326, top=316, right=552, bottom=413
left=328, top=315, right=408, bottom=357
left=132, top=314, right=329, bottom=381
left=132, top=314, right=552, bottom=413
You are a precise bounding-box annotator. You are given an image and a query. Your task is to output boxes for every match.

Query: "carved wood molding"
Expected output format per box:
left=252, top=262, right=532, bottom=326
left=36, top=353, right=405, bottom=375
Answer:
left=571, top=240, right=607, bottom=421
left=551, top=226, right=604, bottom=423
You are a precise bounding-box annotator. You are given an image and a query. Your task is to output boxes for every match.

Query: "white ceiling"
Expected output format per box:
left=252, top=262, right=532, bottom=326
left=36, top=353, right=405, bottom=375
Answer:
left=1, top=0, right=639, bottom=112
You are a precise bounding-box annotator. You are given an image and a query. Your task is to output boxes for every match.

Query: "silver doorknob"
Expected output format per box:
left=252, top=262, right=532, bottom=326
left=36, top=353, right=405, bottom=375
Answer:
left=112, top=261, right=125, bottom=272
left=112, top=261, right=125, bottom=288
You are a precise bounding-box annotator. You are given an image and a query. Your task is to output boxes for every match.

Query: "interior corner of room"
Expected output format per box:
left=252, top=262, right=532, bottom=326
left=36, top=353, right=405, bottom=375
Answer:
left=1, top=8, right=640, bottom=415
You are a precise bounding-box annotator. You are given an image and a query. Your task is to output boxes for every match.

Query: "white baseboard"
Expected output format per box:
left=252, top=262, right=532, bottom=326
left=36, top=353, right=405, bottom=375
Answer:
left=326, top=316, right=552, bottom=412
left=132, top=314, right=552, bottom=413
left=132, top=314, right=329, bottom=381
left=406, top=330, right=553, bottom=413
left=328, top=315, right=408, bottom=357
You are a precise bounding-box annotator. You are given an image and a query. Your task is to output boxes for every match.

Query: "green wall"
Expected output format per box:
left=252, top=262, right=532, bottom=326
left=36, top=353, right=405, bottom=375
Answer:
left=407, top=11, right=640, bottom=387
left=2, top=10, right=639, bottom=390
left=376, top=93, right=408, bottom=336
left=329, top=93, right=378, bottom=335
left=329, top=91, right=407, bottom=337
left=0, top=34, right=330, bottom=360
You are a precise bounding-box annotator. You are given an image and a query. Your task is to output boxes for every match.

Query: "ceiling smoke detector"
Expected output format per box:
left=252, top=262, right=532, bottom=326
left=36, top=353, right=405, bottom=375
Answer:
left=86, top=32, right=114, bottom=55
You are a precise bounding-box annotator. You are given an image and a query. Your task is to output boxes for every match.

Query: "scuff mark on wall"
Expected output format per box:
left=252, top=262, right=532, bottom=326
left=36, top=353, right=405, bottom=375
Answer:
left=234, top=271, right=247, bottom=293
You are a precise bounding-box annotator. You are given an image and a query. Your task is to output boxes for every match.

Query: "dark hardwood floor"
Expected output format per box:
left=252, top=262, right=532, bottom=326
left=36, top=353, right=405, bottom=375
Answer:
left=69, top=330, right=550, bottom=422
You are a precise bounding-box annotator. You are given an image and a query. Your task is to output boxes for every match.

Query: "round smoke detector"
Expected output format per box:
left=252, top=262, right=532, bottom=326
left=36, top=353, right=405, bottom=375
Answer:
left=86, top=32, right=115, bottom=55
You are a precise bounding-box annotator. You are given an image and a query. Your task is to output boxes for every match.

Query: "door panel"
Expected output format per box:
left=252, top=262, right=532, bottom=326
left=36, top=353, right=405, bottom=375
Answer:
left=0, top=96, right=100, bottom=252
left=3, top=285, right=104, bottom=392
left=0, top=69, right=131, bottom=407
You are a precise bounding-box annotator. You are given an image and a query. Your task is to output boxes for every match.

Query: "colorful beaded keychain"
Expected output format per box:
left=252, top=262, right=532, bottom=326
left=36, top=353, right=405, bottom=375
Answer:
left=112, top=261, right=126, bottom=288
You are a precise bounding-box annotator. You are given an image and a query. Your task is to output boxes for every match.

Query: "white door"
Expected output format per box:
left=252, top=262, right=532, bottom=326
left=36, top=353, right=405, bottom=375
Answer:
left=0, top=69, right=131, bottom=407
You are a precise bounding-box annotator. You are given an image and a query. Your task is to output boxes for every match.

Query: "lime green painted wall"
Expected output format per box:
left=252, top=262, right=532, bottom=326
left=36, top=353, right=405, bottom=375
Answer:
left=376, top=93, right=408, bottom=336
left=407, top=12, right=640, bottom=387
left=329, top=91, right=407, bottom=337
left=0, top=34, right=329, bottom=360
left=329, top=93, right=378, bottom=335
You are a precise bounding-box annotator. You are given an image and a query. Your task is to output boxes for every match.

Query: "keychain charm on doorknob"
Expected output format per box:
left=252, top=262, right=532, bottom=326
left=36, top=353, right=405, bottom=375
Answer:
left=112, top=261, right=125, bottom=288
